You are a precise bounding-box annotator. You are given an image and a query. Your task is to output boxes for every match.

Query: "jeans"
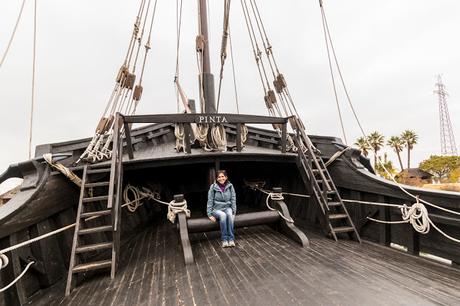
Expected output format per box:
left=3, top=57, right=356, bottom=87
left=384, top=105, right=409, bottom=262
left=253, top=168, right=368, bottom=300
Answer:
left=212, top=207, right=235, bottom=242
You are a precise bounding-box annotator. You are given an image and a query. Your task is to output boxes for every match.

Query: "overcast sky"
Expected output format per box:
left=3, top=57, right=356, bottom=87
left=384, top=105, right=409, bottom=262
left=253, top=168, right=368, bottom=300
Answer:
left=1, top=0, right=460, bottom=192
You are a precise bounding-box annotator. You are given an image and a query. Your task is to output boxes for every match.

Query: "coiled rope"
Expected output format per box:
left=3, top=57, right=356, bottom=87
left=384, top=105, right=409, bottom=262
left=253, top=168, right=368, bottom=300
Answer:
left=122, top=185, right=190, bottom=223
left=211, top=125, right=227, bottom=151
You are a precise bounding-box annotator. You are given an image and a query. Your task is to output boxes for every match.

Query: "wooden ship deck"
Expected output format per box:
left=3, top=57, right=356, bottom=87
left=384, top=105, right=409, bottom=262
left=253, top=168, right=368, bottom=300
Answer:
left=30, top=220, right=460, bottom=306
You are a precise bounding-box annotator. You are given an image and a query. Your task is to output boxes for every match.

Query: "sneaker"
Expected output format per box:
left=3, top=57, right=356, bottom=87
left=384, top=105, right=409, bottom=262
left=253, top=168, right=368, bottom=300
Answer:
left=228, top=240, right=235, bottom=247
left=222, top=241, right=229, bottom=248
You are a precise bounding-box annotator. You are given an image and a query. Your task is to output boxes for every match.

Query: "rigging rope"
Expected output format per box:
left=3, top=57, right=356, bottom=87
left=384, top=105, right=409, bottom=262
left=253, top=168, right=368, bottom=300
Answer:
left=0, top=0, right=26, bottom=69
left=175, top=0, right=184, bottom=112
left=216, top=0, right=231, bottom=111
left=318, top=0, right=460, bottom=221
left=0, top=261, right=35, bottom=293
left=77, top=0, right=159, bottom=163
left=28, top=0, right=38, bottom=159
left=320, top=5, right=347, bottom=144
left=324, top=146, right=350, bottom=167
left=229, top=29, right=240, bottom=113
left=43, top=154, right=82, bottom=187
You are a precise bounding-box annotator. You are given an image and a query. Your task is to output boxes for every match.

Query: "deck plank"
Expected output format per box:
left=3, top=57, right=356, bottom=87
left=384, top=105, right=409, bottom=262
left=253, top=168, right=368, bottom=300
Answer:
left=30, top=222, right=460, bottom=306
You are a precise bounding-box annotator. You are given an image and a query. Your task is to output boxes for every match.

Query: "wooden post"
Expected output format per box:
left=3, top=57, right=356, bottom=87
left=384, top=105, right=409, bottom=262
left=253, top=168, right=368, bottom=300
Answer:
left=236, top=123, right=242, bottom=152
left=378, top=195, right=391, bottom=246
left=174, top=194, right=185, bottom=203
left=281, top=122, right=287, bottom=153
left=184, top=123, right=192, bottom=154
left=123, top=121, right=134, bottom=160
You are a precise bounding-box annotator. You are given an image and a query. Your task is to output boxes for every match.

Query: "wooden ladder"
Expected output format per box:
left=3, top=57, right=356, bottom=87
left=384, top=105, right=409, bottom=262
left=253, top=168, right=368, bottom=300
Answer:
left=65, top=163, right=122, bottom=295
left=294, top=128, right=360, bottom=242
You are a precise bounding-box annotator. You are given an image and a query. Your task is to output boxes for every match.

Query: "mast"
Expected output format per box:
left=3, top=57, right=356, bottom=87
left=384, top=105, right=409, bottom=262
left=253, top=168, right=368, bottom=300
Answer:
left=198, top=0, right=217, bottom=113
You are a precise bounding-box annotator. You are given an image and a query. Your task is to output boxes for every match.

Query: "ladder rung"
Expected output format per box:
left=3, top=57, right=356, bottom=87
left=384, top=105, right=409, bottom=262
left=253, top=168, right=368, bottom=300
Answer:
left=85, top=181, right=110, bottom=188
left=79, top=225, right=113, bottom=235
left=329, top=213, right=348, bottom=220
left=326, top=190, right=336, bottom=195
left=80, top=210, right=111, bottom=218
left=332, top=226, right=354, bottom=233
left=327, top=201, right=341, bottom=207
left=316, top=179, right=331, bottom=184
left=72, top=260, right=112, bottom=273
left=76, top=242, right=113, bottom=253
left=83, top=195, right=109, bottom=203
left=87, top=168, right=111, bottom=174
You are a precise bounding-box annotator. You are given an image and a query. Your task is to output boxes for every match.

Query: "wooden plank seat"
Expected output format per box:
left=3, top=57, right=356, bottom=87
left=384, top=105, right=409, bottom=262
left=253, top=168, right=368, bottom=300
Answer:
left=175, top=191, right=309, bottom=265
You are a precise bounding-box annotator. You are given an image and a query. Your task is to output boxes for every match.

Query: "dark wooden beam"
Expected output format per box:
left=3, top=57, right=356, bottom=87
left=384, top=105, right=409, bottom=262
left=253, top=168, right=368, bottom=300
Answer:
left=183, top=124, right=191, bottom=154
left=123, top=113, right=288, bottom=124
left=236, top=124, right=242, bottom=152
left=123, top=122, right=134, bottom=160
left=281, top=123, right=287, bottom=153
left=378, top=195, right=391, bottom=246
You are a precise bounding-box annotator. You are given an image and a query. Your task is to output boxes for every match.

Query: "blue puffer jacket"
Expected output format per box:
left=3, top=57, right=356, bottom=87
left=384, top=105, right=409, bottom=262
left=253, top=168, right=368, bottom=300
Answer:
left=207, top=182, right=236, bottom=217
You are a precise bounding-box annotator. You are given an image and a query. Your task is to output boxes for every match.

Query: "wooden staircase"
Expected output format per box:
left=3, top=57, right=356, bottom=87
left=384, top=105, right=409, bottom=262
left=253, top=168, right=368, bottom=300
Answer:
left=294, top=128, right=360, bottom=242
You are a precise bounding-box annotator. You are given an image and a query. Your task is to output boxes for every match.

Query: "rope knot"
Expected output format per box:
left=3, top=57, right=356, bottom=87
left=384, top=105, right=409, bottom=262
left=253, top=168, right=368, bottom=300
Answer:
left=167, top=199, right=190, bottom=223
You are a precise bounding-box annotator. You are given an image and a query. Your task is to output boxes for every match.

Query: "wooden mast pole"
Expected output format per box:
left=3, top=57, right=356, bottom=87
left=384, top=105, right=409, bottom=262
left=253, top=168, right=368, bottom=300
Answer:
left=199, top=0, right=217, bottom=114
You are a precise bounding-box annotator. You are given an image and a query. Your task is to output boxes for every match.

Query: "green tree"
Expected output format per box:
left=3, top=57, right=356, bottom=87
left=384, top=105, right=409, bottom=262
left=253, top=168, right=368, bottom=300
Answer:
left=387, top=136, right=405, bottom=171
left=449, top=168, right=460, bottom=183
left=401, top=130, right=418, bottom=169
left=367, top=131, right=385, bottom=167
left=419, top=155, right=460, bottom=182
left=375, top=153, right=397, bottom=180
left=355, top=136, right=371, bottom=157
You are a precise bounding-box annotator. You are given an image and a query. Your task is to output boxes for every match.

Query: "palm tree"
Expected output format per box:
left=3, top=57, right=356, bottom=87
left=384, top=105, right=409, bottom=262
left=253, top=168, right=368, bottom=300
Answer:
left=368, top=131, right=385, bottom=167
left=401, top=130, right=418, bottom=169
left=387, top=136, right=405, bottom=171
left=355, top=136, right=371, bottom=157
left=375, top=153, right=397, bottom=180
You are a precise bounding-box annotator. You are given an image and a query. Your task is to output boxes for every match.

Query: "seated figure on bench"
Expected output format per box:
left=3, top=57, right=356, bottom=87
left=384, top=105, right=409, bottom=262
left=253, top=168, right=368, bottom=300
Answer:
left=207, top=170, right=237, bottom=248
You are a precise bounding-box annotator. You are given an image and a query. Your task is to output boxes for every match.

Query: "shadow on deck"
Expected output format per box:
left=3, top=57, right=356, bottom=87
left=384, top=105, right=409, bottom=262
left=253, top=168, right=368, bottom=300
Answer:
left=31, top=221, right=460, bottom=306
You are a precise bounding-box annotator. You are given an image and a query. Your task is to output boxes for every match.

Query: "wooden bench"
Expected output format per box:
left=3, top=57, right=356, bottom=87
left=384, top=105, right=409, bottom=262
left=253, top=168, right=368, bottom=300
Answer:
left=175, top=188, right=309, bottom=265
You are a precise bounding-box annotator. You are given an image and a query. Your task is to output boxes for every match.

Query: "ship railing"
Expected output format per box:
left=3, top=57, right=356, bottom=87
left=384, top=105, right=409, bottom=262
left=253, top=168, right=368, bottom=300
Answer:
left=115, top=112, right=290, bottom=158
